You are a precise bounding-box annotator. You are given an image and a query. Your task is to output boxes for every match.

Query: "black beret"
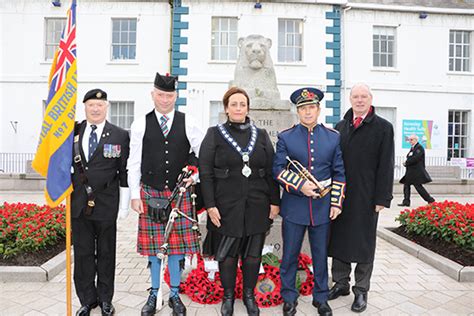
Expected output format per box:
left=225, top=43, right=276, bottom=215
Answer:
left=83, top=89, right=107, bottom=103
left=154, top=72, right=178, bottom=92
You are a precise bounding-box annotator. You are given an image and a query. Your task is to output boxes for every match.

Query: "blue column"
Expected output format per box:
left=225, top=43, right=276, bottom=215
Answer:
left=172, top=0, right=189, bottom=108
left=325, top=6, right=341, bottom=126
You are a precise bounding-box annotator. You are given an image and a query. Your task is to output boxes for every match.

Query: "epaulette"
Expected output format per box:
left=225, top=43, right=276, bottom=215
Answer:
left=321, top=124, right=340, bottom=134
left=278, top=124, right=296, bottom=136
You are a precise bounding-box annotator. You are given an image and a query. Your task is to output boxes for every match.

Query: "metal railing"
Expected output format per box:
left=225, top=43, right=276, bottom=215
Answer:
left=395, top=156, right=473, bottom=180
left=0, top=153, right=36, bottom=174
left=0, top=153, right=472, bottom=179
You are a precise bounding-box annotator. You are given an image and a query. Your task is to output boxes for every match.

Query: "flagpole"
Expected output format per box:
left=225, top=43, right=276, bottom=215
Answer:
left=30, top=0, right=76, bottom=312
left=66, top=195, right=72, bottom=316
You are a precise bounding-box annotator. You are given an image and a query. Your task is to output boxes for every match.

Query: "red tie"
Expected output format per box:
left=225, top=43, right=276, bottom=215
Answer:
left=353, top=116, right=363, bottom=128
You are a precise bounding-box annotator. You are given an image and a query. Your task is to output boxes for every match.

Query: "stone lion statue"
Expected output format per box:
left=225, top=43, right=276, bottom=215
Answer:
left=231, top=34, right=282, bottom=104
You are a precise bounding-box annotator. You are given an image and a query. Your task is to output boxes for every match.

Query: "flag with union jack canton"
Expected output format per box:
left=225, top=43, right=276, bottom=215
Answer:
left=32, top=0, right=77, bottom=207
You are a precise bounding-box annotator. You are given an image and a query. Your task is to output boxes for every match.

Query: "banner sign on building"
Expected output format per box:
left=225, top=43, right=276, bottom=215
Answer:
left=466, top=158, right=474, bottom=169
left=402, top=120, right=440, bottom=149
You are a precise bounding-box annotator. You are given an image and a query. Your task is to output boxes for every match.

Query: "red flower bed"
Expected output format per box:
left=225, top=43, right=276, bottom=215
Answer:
left=0, top=202, right=66, bottom=259
left=396, top=201, right=474, bottom=250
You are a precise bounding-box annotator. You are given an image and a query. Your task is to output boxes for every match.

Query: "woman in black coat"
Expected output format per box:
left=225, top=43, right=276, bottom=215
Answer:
left=398, top=134, right=435, bottom=206
left=199, top=87, right=280, bottom=316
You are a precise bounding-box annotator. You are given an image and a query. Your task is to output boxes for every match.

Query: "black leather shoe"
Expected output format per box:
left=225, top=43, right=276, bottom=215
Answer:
left=141, top=293, right=157, bottom=316
left=328, top=285, right=350, bottom=300
left=100, top=302, right=115, bottom=316
left=312, top=301, right=333, bottom=316
left=242, top=288, right=259, bottom=316
left=397, top=203, right=410, bottom=207
left=76, top=302, right=98, bottom=316
left=282, top=301, right=298, bottom=316
left=221, top=289, right=235, bottom=316
left=351, top=293, right=367, bottom=313
left=168, top=295, right=186, bottom=316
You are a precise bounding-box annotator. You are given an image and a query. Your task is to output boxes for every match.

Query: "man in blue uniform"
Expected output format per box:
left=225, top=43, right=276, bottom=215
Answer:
left=273, top=87, right=346, bottom=316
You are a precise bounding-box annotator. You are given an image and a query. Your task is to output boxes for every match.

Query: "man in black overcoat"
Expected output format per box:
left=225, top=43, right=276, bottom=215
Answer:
left=71, top=89, right=130, bottom=316
left=398, top=134, right=435, bottom=206
left=328, top=83, right=394, bottom=313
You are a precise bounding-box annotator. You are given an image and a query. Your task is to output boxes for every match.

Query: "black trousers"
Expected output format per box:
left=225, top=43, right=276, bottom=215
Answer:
left=331, top=258, right=373, bottom=295
left=403, top=184, right=434, bottom=204
left=72, top=215, right=117, bottom=305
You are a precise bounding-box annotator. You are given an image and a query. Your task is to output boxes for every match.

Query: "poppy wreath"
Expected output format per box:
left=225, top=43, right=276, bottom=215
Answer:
left=166, top=252, right=314, bottom=305
left=182, top=255, right=224, bottom=304
left=254, top=264, right=283, bottom=308
left=164, top=254, right=244, bottom=304
left=297, top=253, right=314, bottom=296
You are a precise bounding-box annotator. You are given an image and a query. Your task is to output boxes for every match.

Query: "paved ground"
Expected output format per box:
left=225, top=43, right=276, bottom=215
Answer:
left=0, top=192, right=473, bottom=315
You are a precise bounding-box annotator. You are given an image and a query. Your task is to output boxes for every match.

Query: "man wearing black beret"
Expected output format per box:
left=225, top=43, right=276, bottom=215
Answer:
left=128, top=73, right=204, bottom=316
left=71, top=88, right=130, bottom=316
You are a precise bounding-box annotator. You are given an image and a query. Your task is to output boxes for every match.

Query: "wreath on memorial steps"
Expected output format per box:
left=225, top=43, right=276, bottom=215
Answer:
left=254, top=263, right=283, bottom=307
left=164, top=252, right=314, bottom=306
left=297, top=253, right=314, bottom=296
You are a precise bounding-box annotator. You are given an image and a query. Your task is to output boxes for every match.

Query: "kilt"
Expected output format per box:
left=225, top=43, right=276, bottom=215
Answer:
left=137, top=184, right=200, bottom=256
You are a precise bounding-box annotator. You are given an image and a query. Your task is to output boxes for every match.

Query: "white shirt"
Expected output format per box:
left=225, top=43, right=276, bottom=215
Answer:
left=82, top=120, right=106, bottom=162
left=353, top=108, right=371, bottom=122
left=158, top=109, right=174, bottom=133
left=127, top=109, right=205, bottom=199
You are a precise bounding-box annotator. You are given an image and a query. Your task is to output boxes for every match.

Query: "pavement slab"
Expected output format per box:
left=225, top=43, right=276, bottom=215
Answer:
left=0, top=192, right=472, bottom=315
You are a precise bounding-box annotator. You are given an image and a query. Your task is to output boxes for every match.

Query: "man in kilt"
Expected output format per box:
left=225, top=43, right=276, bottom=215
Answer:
left=128, top=72, right=204, bottom=316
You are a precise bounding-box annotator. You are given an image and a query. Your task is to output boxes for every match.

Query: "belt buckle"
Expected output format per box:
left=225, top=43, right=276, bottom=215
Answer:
left=74, top=155, right=81, bottom=163
left=87, top=200, right=95, bottom=207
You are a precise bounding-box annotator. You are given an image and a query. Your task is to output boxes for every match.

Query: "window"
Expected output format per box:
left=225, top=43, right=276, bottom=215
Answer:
left=278, top=19, right=303, bottom=62
left=448, top=110, right=470, bottom=159
left=373, top=26, right=396, bottom=68
left=211, top=17, right=238, bottom=60
left=376, top=107, right=397, bottom=131
left=109, top=101, right=134, bottom=131
left=111, top=18, right=137, bottom=60
left=44, top=18, right=66, bottom=60
left=209, top=101, right=223, bottom=126
left=449, top=30, right=471, bottom=72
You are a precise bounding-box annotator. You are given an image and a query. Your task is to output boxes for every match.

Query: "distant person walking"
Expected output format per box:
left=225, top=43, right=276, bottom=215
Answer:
left=398, top=134, right=435, bottom=207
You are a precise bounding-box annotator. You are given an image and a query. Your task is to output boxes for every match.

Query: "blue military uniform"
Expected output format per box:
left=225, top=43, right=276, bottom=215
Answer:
left=273, top=87, right=346, bottom=307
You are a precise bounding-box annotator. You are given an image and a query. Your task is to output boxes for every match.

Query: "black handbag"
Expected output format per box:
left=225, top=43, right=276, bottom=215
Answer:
left=147, top=198, right=171, bottom=223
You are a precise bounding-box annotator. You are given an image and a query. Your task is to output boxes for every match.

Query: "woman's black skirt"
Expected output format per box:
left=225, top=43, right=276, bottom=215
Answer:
left=203, top=230, right=266, bottom=262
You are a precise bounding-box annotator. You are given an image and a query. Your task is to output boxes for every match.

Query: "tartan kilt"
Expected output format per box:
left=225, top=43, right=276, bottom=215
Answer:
left=137, top=183, right=200, bottom=256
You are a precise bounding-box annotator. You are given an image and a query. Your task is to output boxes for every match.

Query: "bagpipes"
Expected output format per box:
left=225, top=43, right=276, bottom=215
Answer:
left=153, top=165, right=202, bottom=311
left=147, top=166, right=198, bottom=224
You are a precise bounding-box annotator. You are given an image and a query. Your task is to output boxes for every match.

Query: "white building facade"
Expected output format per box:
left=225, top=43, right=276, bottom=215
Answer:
left=0, top=0, right=473, bottom=175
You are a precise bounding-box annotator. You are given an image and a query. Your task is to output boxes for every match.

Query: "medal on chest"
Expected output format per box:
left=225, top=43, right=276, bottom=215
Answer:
left=217, top=123, right=258, bottom=178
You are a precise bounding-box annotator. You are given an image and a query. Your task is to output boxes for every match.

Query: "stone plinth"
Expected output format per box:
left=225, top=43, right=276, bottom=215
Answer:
left=219, top=109, right=297, bottom=145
